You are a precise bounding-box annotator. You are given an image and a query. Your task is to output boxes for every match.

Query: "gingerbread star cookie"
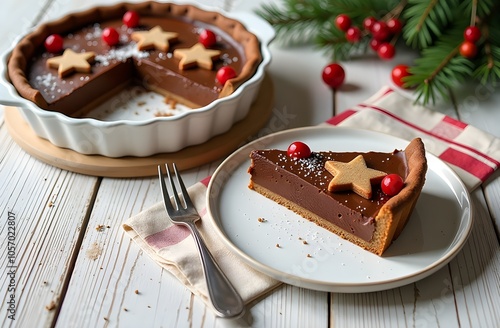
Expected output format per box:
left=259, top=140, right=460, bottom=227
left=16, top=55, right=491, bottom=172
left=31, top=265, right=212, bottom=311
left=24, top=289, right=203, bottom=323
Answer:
left=173, top=43, right=221, bottom=70
left=325, top=155, right=387, bottom=199
left=131, top=26, right=179, bottom=52
left=46, top=49, right=95, bottom=78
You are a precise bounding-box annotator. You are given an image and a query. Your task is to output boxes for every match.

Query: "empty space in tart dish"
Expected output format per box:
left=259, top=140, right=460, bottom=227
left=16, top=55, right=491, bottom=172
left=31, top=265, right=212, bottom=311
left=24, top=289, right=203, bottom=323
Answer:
left=80, top=84, right=192, bottom=121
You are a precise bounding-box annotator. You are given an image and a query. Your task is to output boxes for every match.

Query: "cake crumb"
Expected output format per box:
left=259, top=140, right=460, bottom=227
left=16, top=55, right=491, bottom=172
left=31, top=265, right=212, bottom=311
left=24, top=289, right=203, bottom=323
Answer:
left=95, top=224, right=105, bottom=231
left=275, top=243, right=280, bottom=248
left=302, top=240, right=308, bottom=245
left=137, top=101, right=146, bottom=106
left=45, top=301, right=57, bottom=311
left=86, top=242, right=102, bottom=261
left=257, top=217, right=267, bottom=223
left=154, top=111, right=173, bottom=117
left=307, top=254, right=312, bottom=258
left=134, top=289, right=140, bottom=295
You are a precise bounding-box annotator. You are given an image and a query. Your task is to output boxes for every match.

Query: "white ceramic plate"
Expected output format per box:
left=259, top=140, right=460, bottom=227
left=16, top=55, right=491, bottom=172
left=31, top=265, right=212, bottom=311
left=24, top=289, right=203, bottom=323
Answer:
left=207, top=126, right=473, bottom=293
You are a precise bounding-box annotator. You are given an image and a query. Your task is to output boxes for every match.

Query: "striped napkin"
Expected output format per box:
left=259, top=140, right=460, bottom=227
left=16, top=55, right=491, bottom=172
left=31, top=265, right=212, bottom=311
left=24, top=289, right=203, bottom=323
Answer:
left=122, top=176, right=282, bottom=313
left=123, top=86, right=500, bottom=314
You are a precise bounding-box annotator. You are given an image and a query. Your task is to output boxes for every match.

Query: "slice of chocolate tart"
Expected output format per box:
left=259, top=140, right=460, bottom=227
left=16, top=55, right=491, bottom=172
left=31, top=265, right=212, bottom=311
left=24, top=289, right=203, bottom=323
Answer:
left=248, top=138, right=427, bottom=256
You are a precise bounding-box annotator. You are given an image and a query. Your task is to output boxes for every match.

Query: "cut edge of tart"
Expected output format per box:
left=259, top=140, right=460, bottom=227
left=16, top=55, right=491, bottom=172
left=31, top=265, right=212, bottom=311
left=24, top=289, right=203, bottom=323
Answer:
left=248, top=138, right=428, bottom=256
left=7, top=1, right=262, bottom=115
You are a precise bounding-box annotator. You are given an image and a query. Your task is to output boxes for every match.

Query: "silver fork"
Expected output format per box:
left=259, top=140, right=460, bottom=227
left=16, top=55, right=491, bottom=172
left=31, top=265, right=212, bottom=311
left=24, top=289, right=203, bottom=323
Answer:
left=158, top=163, right=244, bottom=318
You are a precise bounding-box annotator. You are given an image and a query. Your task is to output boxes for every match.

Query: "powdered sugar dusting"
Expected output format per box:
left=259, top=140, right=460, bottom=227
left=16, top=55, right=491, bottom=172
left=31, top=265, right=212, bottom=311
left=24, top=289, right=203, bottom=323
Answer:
left=35, top=73, right=57, bottom=90
left=95, top=42, right=149, bottom=66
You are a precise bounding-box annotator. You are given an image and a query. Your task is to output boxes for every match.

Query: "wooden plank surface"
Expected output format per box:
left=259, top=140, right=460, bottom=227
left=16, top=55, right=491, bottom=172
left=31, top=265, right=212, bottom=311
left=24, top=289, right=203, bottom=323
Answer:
left=0, top=0, right=499, bottom=327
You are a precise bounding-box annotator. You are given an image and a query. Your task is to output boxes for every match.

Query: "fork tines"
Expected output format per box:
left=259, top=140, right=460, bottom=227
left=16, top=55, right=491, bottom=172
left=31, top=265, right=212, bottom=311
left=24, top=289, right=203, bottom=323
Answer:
left=158, top=163, right=193, bottom=212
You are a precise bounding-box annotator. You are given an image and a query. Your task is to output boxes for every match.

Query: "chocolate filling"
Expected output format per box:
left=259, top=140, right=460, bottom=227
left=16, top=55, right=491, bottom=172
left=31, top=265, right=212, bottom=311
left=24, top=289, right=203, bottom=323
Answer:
left=248, top=150, right=408, bottom=242
left=27, top=16, right=245, bottom=116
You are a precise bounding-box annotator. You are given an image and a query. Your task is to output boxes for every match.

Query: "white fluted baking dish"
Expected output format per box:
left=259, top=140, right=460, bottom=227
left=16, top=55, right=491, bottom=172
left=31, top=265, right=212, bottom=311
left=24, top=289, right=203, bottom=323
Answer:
left=0, top=2, right=273, bottom=157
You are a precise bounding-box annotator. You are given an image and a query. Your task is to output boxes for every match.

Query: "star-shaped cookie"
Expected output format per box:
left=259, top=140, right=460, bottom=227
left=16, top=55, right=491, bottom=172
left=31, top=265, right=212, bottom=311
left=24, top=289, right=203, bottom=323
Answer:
left=131, top=26, right=179, bottom=52
left=173, top=43, right=221, bottom=70
left=46, top=49, right=95, bottom=78
left=325, top=155, right=387, bottom=199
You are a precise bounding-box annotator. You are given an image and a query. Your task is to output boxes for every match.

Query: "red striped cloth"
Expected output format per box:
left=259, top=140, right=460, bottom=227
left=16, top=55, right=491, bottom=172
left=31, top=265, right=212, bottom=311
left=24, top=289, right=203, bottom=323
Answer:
left=123, top=178, right=281, bottom=314
left=325, top=86, right=500, bottom=190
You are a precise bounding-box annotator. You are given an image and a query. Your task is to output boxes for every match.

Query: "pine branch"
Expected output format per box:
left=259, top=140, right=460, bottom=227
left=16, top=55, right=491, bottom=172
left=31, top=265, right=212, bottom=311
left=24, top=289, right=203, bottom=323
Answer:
left=473, top=5, right=500, bottom=84
left=316, top=24, right=370, bottom=61
left=402, top=0, right=460, bottom=49
left=257, top=0, right=499, bottom=106
left=255, top=0, right=392, bottom=46
left=404, top=18, right=474, bottom=104
left=459, top=0, right=495, bottom=20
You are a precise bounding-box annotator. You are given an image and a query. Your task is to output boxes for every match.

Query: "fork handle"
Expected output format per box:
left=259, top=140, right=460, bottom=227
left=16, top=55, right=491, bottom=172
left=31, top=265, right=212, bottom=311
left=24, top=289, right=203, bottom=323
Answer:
left=186, top=222, right=245, bottom=318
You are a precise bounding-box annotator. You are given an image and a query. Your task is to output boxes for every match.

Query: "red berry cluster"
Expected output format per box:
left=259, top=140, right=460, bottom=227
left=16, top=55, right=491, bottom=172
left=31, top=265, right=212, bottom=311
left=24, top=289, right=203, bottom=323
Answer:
left=334, top=14, right=404, bottom=60
left=460, top=26, right=481, bottom=59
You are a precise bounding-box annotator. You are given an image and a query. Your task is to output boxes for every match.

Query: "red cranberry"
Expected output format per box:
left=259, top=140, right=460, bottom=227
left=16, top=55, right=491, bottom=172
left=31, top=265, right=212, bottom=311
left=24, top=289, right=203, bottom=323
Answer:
left=216, top=66, right=236, bottom=85
left=335, top=14, right=352, bottom=32
left=371, top=21, right=390, bottom=41
left=391, top=64, right=411, bottom=88
left=363, top=16, right=377, bottom=31
left=464, top=26, right=481, bottom=43
left=459, top=41, right=477, bottom=58
left=369, top=38, right=382, bottom=51
left=381, top=174, right=404, bottom=196
left=199, top=29, right=217, bottom=48
left=346, top=27, right=361, bottom=43
left=322, top=63, right=345, bottom=89
left=387, top=18, right=403, bottom=34
left=377, top=43, right=395, bottom=60
left=123, top=10, right=140, bottom=28
left=287, top=142, right=311, bottom=159
left=44, top=34, right=64, bottom=53
left=102, top=27, right=120, bottom=46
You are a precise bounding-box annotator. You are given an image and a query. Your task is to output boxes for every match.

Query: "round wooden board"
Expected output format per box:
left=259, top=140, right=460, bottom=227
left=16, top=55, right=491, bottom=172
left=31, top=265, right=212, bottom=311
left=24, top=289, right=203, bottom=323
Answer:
left=5, top=75, right=274, bottom=177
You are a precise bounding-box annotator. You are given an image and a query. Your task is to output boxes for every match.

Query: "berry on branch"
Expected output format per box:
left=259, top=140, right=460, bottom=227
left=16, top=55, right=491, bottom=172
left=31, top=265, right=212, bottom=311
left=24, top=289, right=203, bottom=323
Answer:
left=346, top=27, right=361, bottom=42
left=464, top=26, right=481, bottom=43
left=335, top=14, right=352, bottom=32
left=460, top=41, right=477, bottom=58
left=377, top=43, right=395, bottom=60
left=391, top=64, right=412, bottom=88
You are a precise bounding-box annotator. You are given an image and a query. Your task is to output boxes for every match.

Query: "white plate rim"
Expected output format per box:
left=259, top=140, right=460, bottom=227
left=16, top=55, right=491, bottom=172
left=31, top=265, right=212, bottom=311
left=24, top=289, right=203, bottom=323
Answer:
left=206, top=126, right=474, bottom=292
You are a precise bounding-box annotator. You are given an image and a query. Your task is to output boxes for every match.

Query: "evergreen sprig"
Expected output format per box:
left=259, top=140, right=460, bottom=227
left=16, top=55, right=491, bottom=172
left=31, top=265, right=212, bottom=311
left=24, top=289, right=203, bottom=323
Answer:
left=473, top=9, right=500, bottom=84
left=402, top=0, right=460, bottom=49
left=256, top=0, right=500, bottom=106
left=255, top=0, right=393, bottom=46
left=404, top=18, right=474, bottom=104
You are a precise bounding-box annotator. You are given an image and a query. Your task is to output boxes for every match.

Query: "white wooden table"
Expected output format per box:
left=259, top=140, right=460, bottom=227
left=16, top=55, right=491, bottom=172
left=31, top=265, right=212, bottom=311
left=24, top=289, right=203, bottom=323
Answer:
left=1, top=0, right=500, bottom=327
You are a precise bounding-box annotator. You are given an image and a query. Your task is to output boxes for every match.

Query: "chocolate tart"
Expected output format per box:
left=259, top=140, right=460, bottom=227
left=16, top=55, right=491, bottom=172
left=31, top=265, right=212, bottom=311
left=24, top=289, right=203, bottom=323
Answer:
left=248, top=138, right=427, bottom=256
left=8, top=1, right=261, bottom=117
